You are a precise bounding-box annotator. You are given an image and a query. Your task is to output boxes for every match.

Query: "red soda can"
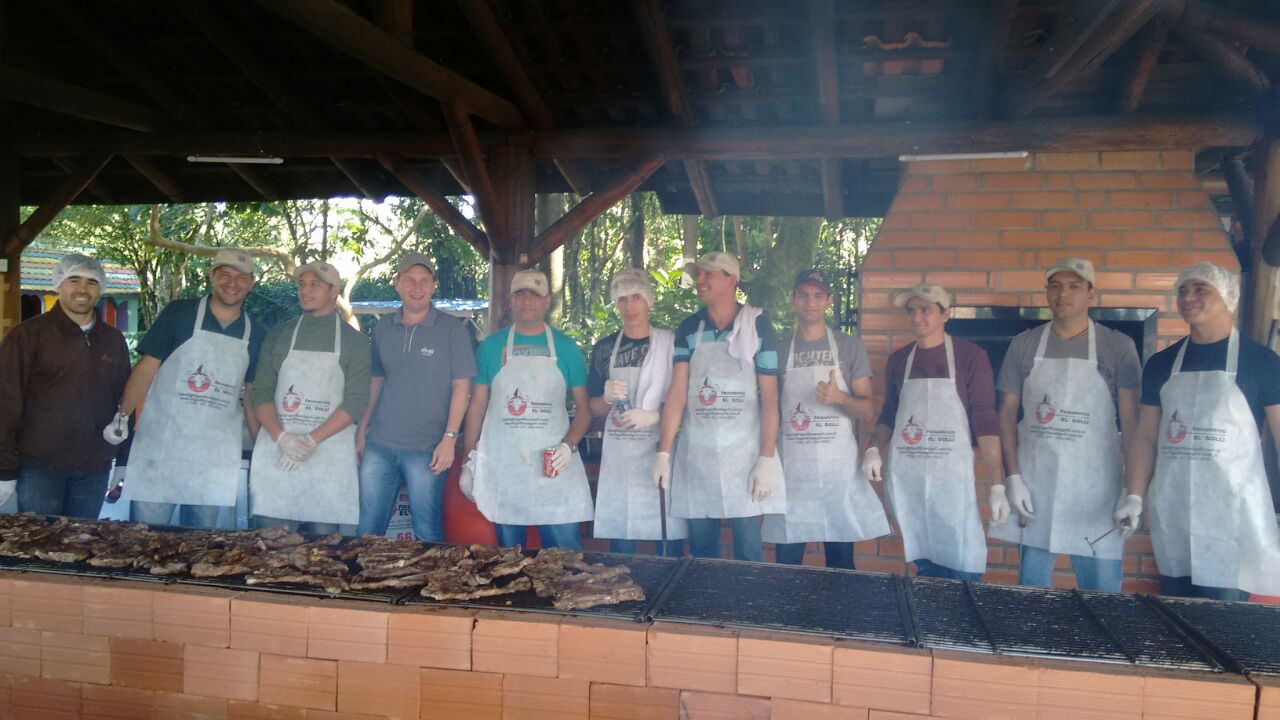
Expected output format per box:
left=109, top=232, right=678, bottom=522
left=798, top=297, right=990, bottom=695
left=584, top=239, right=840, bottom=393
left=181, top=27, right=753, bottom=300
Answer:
left=543, top=448, right=558, bottom=478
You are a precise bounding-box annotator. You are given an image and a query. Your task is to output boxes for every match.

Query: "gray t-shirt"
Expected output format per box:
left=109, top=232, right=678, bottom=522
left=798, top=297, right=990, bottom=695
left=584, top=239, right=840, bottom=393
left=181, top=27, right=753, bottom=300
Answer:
left=996, top=322, right=1141, bottom=403
left=779, top=328, right=872, bottom=389
left=367, top=307, right=477, bottom=451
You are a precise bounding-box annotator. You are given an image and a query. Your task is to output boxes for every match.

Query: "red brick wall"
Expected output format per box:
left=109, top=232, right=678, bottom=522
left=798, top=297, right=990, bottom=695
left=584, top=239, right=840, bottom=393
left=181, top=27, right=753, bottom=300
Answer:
left=854, top=150, right=1238, bottom=592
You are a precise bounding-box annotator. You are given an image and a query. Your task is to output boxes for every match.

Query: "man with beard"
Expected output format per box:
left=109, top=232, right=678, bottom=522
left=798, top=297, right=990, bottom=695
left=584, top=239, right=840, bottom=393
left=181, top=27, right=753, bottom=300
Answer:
left=0, top=254, right=130, bottom=517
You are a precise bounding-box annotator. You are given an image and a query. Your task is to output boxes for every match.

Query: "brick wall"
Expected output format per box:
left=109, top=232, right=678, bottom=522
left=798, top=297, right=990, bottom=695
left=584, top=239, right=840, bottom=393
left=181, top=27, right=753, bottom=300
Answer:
left=854, top=150, right=1238, bottom=592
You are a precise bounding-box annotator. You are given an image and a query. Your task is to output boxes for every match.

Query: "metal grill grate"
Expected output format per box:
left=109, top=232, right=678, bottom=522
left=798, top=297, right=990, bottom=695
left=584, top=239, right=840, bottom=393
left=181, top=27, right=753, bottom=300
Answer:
left=964, top=584, right=1132, bottom=663
left=1077, top=592, right=1216, bottom=672
left=907, top=577, right=995, bottom=653
left=1155, top=597, right=1280, bottom=676
left=651, top=560, right=910, bottom=643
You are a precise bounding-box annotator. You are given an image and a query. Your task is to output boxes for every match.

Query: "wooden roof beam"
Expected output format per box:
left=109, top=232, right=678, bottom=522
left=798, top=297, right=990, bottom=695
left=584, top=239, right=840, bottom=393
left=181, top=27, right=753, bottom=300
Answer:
left=1117, top=18, right=1169, bottom=113
left=1162, top=16, right=1272, bottom=98
left=811, top=0, right=842, bottom=220
left=254, top=0, right=523, bottom=129
left=124, top=155, right=184, bottom=204
left=49, top=157, right=114, bottom=204
left=528, top=154, right=665, bottom=264
left=376, top=152, right=491, bottom=260
left=1165, top=0, right=1280, bottom=56
left=630, top=0, right=719, bottom=217
left=0, top=64, right=166, bottom=132
left=5, top=154, right=112, bottom=256
left=445, top=99, right=505, bottom=241
left=372, top=0, right=414, bottom=50
left=971, top=0, right=1019, bottom=118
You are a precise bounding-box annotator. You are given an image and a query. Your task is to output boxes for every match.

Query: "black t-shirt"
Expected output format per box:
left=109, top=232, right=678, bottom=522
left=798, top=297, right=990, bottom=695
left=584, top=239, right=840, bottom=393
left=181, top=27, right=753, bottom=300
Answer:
left=136, top=297, right=267, bottom=383
left=1141, top=334, right=1280, bottom=431
left=587, top=331, right=651, bottom=398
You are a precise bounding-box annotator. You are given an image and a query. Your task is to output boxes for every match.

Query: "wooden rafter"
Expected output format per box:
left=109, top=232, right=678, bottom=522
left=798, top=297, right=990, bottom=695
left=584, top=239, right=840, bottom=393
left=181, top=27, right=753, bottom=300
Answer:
left=971, top=0, right=1019, bottom=118
left=528, top=154, right=665, bottom=263
left=811, top=0, right=842, bottom=220
left=1163, top=18, right=1272, bottom=98
left=1117, top=18, right=1169, bottom=113
left=1165, top=0, right=1280, bottom=56
left=375, top=152, right=491, bottom=260
left=50, top=157, right=114, bottom=204
left=124, top=155, right=184, bottom=204
left=253, top=0, right=523, bottom=129
left=372, top=0, right=414, bottom=49
left=5, top=154, right=112, bottom=256
left=630, top=0, right=719, bottom=217
left=0, top=64, right=166, bottom=132
left=444, top=99, right=505, bottom=241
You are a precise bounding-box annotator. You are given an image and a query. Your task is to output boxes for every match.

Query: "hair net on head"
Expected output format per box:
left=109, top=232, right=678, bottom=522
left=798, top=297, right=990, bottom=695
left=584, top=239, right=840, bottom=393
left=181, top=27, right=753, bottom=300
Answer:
left=609, top=268, right=655, bottom=307
left=53, top=253, right=106, bottom=289
left=1176, top=261, right=1240, bottom=313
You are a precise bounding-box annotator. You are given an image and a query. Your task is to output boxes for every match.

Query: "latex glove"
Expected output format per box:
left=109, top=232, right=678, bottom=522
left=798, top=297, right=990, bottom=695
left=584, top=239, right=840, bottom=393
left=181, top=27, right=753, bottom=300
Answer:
left=277, top=432, right=317, bottom=463
left=620, top=408, right=660, bottom=430
left=1114, top=494, right=1143, bottom=538
left=603, top=379, right=629, bottom=404
left=102, top=412, right=129, bottom=446
left=861, top=447, right=883, bottom=482
left=988, top=484, right=1011, bottom=526
left=651, top=451, right=671, bottom=489
left=0, top=480, right=15, bottom=508
left=550, top=442, right=573, bottom=473
left=459, top=466, right=475, bottom=502
left=748, top=456, right=776, bottom=502
left=276, top=451, right=299, bottom=473
left=815, top=369, right=846, bottom=406
left=1005, top=473, right=1035, bottom=518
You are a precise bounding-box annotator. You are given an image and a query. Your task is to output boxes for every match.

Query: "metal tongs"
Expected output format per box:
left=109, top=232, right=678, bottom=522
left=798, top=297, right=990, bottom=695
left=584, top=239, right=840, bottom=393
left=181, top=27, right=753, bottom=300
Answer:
left=1085, top=519, right=1132, bottom=556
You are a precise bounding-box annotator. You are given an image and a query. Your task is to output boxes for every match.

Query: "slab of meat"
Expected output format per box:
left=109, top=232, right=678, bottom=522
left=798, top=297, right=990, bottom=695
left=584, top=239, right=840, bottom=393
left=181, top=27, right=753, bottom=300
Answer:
left=420, top=575, right=532, bottom=601
left=246, top=568, right=350, bottom=595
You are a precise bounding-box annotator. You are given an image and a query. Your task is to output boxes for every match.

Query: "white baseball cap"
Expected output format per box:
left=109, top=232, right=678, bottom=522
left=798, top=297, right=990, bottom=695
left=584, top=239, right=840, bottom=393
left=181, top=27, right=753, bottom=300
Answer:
left=1176, top=261, right=1240, bottom=313
left=1044, top=257, right=1096, bottom=285
left=686, top=251, right=741, bottom=277
left=894, top=282, right=952, bottom=310
left=510, top=269, right=550, bottom=297
left=294, top=260, right=343, bottom=288
left=212, top=248, right=255, bottom=275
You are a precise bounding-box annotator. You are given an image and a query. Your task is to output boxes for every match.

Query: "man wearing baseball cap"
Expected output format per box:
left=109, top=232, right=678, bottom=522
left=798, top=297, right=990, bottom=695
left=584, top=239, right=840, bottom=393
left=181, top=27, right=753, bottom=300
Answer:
left=108, top=248, right=267, bottom=528
left=989, top=258, right=1141, bottom=591
left=0, top=254, right=130, bottom=517
left=653, top=251, right=786, bottom=561
left=862, top=282, right=1001, bottom=580
left=1120, top=262, right=1280, bottom=599
left=249, top=260, right=370, bottom=534
left=764, top=269, right=887, bottom=568
left=355, top=253, right=475, bottom=540
left=462, top=269, right=594, bottom=549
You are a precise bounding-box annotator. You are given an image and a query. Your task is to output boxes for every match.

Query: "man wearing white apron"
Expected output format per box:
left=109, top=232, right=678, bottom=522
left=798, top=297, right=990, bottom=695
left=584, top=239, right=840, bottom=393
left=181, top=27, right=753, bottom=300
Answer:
left=766, top=269, right=886, bottom=569
left=863, top=283, right=1002, bottom=581
left=653, top=252, right=786, bottom=562
left=990, top=258, right=1141, bottom=592
left=588, top=269, right=686, bottom=555
left=249, top=262, right=370, bottom=534
left=460, top=270, right=593, bottom=549
left=105, top=249, right=264, bottom=528
left=1120, top=262, right=1280, bottom=600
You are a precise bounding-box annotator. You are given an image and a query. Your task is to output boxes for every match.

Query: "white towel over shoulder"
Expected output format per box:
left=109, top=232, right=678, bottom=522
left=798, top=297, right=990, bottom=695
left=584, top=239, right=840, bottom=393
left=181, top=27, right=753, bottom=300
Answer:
left=726, top=305, right=763, bottom=375
left=635, top=327, right=674, bottom=411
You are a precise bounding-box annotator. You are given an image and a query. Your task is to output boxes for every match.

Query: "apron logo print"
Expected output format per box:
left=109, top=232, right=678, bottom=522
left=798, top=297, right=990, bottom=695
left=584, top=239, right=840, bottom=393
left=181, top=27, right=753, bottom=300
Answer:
left=187, top=365, right=212, bottom=394
left=282, top=385, right=303, bottom=413
left=697, top=377, right=719, bottom=406
left=788, top=403, right=811, bottom=432
left=1166, top=410, right=1188, bottom=445
left=420, top=347, right=435, bottom=356
left=901, top=416, right=924, bottom=445
left=506, top=389, right=529, bottom=416
left=1036, top=394, right=1057, bottom=425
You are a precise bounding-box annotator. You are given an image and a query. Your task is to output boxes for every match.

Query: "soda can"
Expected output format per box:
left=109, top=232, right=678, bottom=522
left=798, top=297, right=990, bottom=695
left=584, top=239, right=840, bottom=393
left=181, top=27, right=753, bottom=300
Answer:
left=543, top=448, right=558, bottom=478
left=104, top=479, right=125, bottom=504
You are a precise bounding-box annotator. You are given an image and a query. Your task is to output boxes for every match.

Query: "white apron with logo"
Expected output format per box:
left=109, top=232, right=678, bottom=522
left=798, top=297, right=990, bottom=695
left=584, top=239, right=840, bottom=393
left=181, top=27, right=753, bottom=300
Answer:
left=671, top=316, right=786, bottom=519
left=127, top=297, right=251, bottom=507
left=1149, top=330, right=1280, bottom=595
left=764, top=328, right=889, bottom=543
left=594, top=331, right=688, bottom=540
left=886, top=336, right=987, bottom=574
left=249, top=314, right=359, bottom=525
left=989, top=321, right=1124, bottom=559
left=473, top=326, right=594, bottom=526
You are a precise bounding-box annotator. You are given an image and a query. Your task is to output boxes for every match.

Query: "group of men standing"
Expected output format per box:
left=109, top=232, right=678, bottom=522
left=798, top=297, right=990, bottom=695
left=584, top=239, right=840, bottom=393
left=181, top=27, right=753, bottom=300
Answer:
left=2, top=245, right=1278, bottom=601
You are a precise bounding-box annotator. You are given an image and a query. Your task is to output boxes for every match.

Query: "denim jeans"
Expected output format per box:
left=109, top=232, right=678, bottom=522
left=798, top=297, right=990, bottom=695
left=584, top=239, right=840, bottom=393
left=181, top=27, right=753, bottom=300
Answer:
left=608, top=538, right=686, bottom=557
left=1019, top=545, right=1123, bottom=592
left=914, top=558, right=982, bottom=582
left=16, top=468, right=108, bottom=519
left=252, top=515, right=356, bottom=537
left=774, top=542, right=856, bottom=570
left=357, top=442, right=445, bottom=541
left=1159, top=575, right=1250, bottom=601
left=131, top=501, right=221, bottom=529
left=495, top=523, right=582, bottom=550
left=687, top=517, right=764, bottom=562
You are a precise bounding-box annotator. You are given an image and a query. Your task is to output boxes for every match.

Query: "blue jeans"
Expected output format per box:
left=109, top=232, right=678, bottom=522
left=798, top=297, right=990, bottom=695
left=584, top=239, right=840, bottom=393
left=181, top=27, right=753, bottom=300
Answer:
left=17, top=468, right=108, bottom=519
left=131, top=501, right=221, bottom=529
left=251, top=515, right=356, bottom=537
left=687, top=517, right=764, bottom=562
left=1019, top=545, right=1122, bottom=592
left=1159, top=575, right=1250, bottom=601
left=609, top=538, right=685, bottom=557
left=774, top=542, right=856, bottom=570
left=495, top=523, right=582, bottom=550
left=357, top=442, right=445, bottom=541
left=914, top=559, right=982, bottom=582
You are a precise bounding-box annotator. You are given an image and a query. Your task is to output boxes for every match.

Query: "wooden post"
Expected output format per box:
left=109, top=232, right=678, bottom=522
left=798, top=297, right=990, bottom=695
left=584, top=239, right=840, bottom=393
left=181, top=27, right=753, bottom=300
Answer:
left=486, top=142, right=536, bottom=330
left=1250, top=137, right=1280, bottom=343
left=0, top=149, right=20, bottom=338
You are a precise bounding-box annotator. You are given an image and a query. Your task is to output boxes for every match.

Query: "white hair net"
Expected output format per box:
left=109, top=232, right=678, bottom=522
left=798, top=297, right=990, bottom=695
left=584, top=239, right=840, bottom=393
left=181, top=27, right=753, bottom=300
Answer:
left=609, top=268, right=655, bottom=307
left=1176, top=261, right=1240, bottom=313
left=53, top=254, right=106, bottom=289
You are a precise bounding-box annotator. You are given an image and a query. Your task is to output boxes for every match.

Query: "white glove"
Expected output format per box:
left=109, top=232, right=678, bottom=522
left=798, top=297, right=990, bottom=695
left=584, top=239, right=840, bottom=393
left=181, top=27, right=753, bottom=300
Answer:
left=603, top=379, right=629, bottom=404
left=1114, top=494, right=1143, bottom=538
left=988, top=484, right=1011, bottom=526
left=459, top=466, right=475, bottom=502
left=861, top=447, right=883, bottom=482
left=277, top=433, right=317, bottom=463
left=276, top=451, right=299, bottom=473
left=620, top=408, right=660, bottom=430
left=102, top=412, right=129, bottom=445
left=651, top=451, right=670, bottom=489
left=0, top=480, right=15, bottom=508
left=1005, top=473, right=1035, bottom=518
left=748, top=456, right=776, bottom=502
left=550, top=442, right=573, bottom=473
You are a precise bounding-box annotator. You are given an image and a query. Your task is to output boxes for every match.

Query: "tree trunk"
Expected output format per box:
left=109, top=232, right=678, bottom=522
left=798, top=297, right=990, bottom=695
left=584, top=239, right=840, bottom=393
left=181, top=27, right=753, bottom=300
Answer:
left=681, top=215, right=699, bottom=287
left=741, top=216, right=821, bottom=323
left=626, top=192, right=645, bottom=268
left=537, top=193, right=567, bottom=323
